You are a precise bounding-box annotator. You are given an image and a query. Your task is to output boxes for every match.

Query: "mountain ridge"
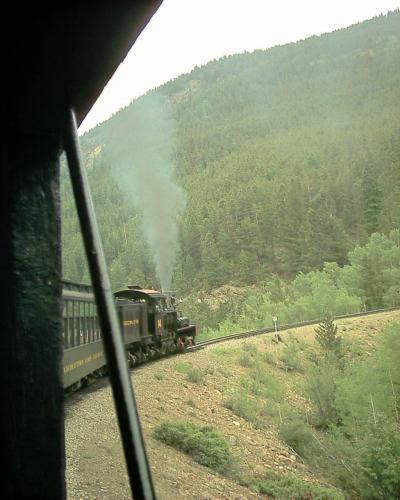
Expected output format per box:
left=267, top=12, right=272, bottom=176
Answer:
left=62, top=10, right=400, bottom=293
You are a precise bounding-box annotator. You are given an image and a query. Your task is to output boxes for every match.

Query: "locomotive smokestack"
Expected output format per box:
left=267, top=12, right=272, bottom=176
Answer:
left=163, top=290, right=174, bottom=308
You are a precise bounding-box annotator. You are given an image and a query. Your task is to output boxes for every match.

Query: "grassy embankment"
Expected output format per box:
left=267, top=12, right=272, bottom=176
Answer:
left=153, top=312, right=400, bottom=499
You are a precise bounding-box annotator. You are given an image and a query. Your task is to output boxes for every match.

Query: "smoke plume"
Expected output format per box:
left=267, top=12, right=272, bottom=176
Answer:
left=107, top=92, right=185, bottom=291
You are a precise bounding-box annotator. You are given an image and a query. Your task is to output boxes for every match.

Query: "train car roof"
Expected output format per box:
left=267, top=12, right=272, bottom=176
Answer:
left=7, top=2, right=162, bottom=131
left=114, top=289, right=165, bottom=301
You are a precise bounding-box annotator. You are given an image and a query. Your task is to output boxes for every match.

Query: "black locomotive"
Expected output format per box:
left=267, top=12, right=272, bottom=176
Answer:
left=63, top=280, right=196, bottom=389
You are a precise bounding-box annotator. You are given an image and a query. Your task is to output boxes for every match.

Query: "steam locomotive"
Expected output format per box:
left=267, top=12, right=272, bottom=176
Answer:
left=63, top=280, right=196, bottom=389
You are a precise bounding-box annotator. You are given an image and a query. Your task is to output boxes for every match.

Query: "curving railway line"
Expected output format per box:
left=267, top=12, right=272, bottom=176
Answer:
left=187, top=306, right=400, bottom=352
left=65, top=304, right=399, bottom=396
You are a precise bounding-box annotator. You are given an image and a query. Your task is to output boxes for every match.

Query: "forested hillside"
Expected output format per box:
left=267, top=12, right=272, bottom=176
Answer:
left=62, top=10, right=400, bottom=295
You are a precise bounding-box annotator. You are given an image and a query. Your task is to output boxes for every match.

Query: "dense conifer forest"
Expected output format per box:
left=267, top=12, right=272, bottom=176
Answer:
left=62, top=11, right=400, bottom=301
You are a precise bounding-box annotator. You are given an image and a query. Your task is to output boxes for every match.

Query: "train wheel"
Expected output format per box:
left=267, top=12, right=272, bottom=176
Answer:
left=128, top=352, right=138, bottom=367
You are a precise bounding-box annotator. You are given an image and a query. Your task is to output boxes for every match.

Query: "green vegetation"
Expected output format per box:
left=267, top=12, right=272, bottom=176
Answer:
left=223, top=343, right=287, bottom=427
left=314, top=314, right=345, bottom=362
left=153, top=419, right=343, bottom=498
left=153, top=421, right=232, bottom=473
left=275, top=321, right=400, bottom=499
left=247, top=471, right=343, bottom=499
left=247, top=370, right=284, bottom=402
left=278, top=341, right=304, bottom=372
left=224, top=389, right=264, bottom=427
left=217, top=318, right=400, bottom=498
left=62, top=12, right=400, bottom=300
left=278, top=421, right=314, bottom=458
left=175, top=361, right=191, bottom=374
left=175, top=361, right=206, bottom=383
left=185, top=367, right=204, bottom=383
left=198, top=229, right=400, bottom=338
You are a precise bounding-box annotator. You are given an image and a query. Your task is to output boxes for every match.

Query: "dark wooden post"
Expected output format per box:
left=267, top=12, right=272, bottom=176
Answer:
left=0, top=32, right=65, bottom=499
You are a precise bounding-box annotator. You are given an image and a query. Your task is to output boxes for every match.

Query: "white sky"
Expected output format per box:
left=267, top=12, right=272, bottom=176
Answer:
left=78, top=0, right=400, bottom=134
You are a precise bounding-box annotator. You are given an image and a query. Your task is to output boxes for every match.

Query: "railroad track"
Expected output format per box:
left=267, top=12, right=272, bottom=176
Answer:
left=187, top=306, right=400, bottom=352
left=66, top=306, right=399, bottom=398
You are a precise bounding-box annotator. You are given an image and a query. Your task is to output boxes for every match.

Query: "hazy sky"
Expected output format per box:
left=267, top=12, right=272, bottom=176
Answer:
left=78, top=0, right=400, bottom=134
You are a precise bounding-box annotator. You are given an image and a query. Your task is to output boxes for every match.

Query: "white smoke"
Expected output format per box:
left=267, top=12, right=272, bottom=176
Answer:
left=107, top=92, right=185, bottom=291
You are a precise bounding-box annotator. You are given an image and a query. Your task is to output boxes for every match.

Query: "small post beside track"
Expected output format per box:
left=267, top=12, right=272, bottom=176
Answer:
left=272, top=316, right=279, bottom=341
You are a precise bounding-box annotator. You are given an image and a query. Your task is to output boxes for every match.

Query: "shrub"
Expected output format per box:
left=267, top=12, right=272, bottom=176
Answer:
left=278, top=421, right=314, bottom=457
left=186, top=367, right=204, bottom=383
left=296, top=323, right=400, bottom=497
left=250, top=471, right=344, bottom=499
left=224, top=389, right=263, bottom=426
left=238, top=353, right=254, bottom=368
left=175, top=361, right=191, bottom=374
left=359, top=425, right=400, bottom=499
left=153, top=421, right=232, bottom=473
left=279, top=343, right=304, bottom=372
left=242, top=341, right=258, bottom=355
left=263, top=350, right=277, bottom=365
left=315, top=314, right=344, bottom=364
left=313, top=431, right=363, bottom=495
left=248, top=371, right=284, bottom=402
left=175, top=362, right=205, bottom=383
left=305, top=363, right=340, bottom=429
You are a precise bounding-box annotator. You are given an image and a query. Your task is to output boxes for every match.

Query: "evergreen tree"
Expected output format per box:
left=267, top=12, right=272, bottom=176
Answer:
left=61, top=11, right=400, bottom=293
left=361, top=159, right=382, bottom=234
left=315, top=314, right=343, bottom=361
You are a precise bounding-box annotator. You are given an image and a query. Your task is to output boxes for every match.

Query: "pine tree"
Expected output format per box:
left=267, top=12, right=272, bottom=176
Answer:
left=362, top=159, right=382, bottom=235
left=315, top=313, right=343, bottom=360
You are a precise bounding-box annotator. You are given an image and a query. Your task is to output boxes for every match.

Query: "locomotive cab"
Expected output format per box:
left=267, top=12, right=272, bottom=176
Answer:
left=114, top=285, right=196, bottom=357
left=114, top=286, right=164, bottom=336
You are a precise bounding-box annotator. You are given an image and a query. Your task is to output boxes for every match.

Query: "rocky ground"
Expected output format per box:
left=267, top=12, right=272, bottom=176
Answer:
left=65, top=310, right=400, bottom=499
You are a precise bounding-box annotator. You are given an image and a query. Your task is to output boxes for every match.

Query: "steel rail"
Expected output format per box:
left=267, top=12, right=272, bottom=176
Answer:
left=63, top=108, right=156, bottom=500
left=188, top=306, right=400, bottom=352
left=64, top=306, right=400, bottom=403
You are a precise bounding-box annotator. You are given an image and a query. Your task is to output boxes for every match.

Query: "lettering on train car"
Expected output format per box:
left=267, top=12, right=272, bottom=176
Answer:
left=64, top=351, right=103, bottom=373
left=123, top=319, right=140, bottom=326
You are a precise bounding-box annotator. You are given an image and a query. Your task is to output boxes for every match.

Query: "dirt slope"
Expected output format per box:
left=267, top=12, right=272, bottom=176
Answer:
left=65, top=310, right=400, bottom=499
